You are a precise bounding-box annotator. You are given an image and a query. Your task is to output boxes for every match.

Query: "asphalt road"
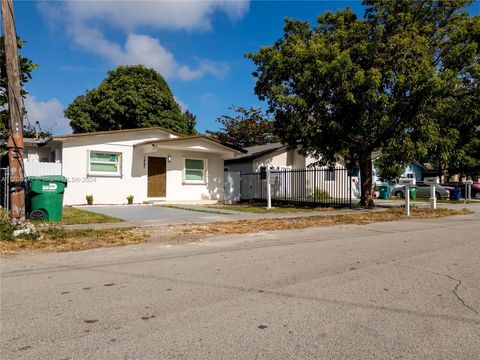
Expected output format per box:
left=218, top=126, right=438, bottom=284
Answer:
left=1, top=210, right=479, bottom=359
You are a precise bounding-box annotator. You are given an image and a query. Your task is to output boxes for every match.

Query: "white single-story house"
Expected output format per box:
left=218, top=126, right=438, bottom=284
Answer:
left=20, top=127, right=243, bottom=205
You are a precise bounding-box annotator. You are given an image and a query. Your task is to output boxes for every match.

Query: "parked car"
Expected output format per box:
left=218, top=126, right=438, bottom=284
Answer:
left=390, top=182, right=450, bottom=199
left=474, top=183, right=480, bottom=199
left=441, top=182, right=480, bottom=200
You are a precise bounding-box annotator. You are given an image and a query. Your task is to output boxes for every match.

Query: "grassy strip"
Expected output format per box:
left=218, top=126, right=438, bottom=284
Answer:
left=158, top=205, right=228, bottom=215
left=0, top=227, right=147, bottom=254
left=59, top=207, right=123, bottom=225
left=177, top=207, right=471, bottom=236
left=209, top=203, right=336, bottom=214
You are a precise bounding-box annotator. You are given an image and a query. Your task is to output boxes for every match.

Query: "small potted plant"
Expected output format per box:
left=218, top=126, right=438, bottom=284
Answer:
left=86, top=194, right=93, bottom=205
left=126, top=195, right=134, bottom=205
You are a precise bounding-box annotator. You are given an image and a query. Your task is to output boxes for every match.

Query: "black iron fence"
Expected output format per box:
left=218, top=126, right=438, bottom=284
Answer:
left=240, top=167, right=352, bottom=208
left=1, top=167, right=9, bottom=210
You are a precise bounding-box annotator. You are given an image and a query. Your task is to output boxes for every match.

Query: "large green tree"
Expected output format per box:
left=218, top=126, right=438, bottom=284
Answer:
left=183, top=110, right=198, bottom=135
left=206, top=106, right=278, bottom=148
left=1, top=37, right=38, bottom=140
left=374, top=154, right=405, bottom=182
left=247, top=0, right=478, bottom=206
left=65, top=65, right=189, bottom=134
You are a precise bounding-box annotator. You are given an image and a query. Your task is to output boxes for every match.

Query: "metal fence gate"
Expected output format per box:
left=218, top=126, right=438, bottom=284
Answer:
left=240, top=167, right=352, bottom=208
left=1, top=167, right=9, bottom=210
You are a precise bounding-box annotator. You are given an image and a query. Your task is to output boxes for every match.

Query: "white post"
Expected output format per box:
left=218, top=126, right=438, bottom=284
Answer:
left=404, top=183, right=410, bottom=216
left=465, top=180, right=473, bottom=203
left=266, top=167, right=272, bottom=209
left=430, top=184, right=437, bottom=210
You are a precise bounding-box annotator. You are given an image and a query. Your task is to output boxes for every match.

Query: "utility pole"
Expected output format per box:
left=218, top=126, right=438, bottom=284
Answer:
left=2, top=0, right=26, bottom=223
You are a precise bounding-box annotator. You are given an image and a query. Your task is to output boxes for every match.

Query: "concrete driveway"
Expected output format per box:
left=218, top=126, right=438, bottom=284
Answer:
left=74, top=204, right=236, bottom=228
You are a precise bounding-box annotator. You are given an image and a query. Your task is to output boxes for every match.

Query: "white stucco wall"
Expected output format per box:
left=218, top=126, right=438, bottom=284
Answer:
left=60, top=130, right=231, bottom=205
left=253, top=148, right=310, bottom=171
left=145, top=149, right=225, bottom=201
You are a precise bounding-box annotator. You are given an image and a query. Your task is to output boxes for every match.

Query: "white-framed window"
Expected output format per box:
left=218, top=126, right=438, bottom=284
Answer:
left=184, top=158, right=206, bottom=184
left=88, top=151, right=122, bottom=176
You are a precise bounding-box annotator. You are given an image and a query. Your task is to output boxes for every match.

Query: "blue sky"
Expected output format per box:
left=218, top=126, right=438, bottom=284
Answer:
left=9, top=1, right=480, bottom=135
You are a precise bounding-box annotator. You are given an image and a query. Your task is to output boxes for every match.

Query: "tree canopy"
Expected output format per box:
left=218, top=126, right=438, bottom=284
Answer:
left=374, top=154, right=405, bottom=182
left=247, top=0, right=479, bottom=205
left=65, top=65, right=189, bottom=134
left=183, top=110, right=198, bottom=135
left=0, top=37, right=38, bottom=140
left=206, top=106, right=278, bottom=148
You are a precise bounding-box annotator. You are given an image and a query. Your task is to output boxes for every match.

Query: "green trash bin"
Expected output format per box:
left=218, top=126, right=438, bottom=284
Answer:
left=28, top=175, right=68, bottom=222
left=379, top=184, right=391, bottom=199
left=409, top=186, right=417, bottom=200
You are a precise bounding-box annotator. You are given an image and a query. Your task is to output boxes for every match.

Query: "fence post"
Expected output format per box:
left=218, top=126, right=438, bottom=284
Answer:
left=266, top=167, right=272, bottom=209
left=405, top=183, right=410, bottom=216
left=349, top=171, right=352, bottom=209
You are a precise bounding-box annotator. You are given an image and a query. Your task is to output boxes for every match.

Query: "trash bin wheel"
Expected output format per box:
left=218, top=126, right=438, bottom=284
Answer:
left=30, top=210, right=45, bottom=221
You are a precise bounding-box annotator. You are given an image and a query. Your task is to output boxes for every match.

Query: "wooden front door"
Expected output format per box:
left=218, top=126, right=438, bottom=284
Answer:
left=148, top=157, right=166, bottom=197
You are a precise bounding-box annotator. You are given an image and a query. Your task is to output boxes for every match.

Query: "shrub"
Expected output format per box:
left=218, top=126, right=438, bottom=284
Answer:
left=0, top=209, right=16, bottom=241
left=308, top=188, right=333, bottom=200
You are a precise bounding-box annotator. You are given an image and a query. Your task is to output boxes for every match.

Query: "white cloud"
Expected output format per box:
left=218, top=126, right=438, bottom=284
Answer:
left=62, top=0, right=250, bottom=32
left=24, top=96, right=71, bottom=135
left=174, top=96, right=189, bottom=112
left=39, top=1, right=248, bottom=81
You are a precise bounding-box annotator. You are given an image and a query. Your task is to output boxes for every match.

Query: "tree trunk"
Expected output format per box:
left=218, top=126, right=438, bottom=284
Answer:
left=359, top=152, right=374, bottom=207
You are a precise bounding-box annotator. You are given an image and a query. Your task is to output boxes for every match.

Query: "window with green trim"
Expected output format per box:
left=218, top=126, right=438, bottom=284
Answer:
left=185, top=159, right=206, bottom=183
left=89, top=151, right=121, bottom=176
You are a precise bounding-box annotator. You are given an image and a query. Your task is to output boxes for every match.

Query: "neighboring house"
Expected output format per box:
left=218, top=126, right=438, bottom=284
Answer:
left=23, top=137, right=63, bottom=177
left=21, top=127, right=243, bottom=205
left=225, top=143, right=356, bottom=200
left=371, top=154, right=429, bottom=184
left=401, top=161, right=428, bottom=181
left=224, top=143, right=320, bottom=173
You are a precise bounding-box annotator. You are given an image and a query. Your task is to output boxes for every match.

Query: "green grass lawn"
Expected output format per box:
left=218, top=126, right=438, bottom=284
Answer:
left=209, top=203, right=336, bottom=214
left=59, top=207, right=123, bottom=225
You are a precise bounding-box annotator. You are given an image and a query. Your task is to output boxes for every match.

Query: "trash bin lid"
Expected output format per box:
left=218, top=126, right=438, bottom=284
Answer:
left=28, top=175, right=68, bottom=184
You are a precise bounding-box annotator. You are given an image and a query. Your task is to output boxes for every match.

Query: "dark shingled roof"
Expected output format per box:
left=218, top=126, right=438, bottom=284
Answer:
left=225, top=143, right=287, bottom=163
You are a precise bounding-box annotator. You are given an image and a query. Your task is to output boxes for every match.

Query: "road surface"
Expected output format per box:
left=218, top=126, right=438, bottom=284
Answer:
left=1, top=210, right=479, bottom=359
